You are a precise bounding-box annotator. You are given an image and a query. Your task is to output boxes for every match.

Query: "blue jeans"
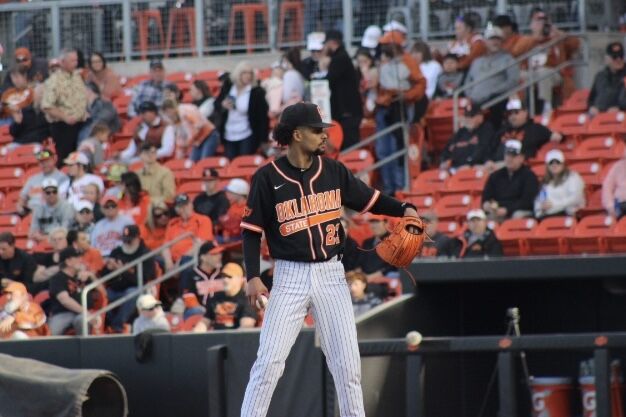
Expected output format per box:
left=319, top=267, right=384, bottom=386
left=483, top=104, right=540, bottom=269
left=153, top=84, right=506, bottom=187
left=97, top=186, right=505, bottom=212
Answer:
left=223, top=135, right=256, bottom=160
left=375, top=107, right=405, bottom=195
left=106, top=287, right=138, bottom=332
left=191, top=130, right=220, bottom=161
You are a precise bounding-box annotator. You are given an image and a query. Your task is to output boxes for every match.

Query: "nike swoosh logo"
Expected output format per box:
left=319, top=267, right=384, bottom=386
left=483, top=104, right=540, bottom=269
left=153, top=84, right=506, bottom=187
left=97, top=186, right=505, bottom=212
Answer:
left=274, top=184, right=285, bottom=190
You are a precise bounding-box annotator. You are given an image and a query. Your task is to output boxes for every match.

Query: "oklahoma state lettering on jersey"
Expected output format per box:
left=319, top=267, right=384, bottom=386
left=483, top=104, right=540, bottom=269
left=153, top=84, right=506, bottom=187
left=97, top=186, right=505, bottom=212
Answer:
left=241, top=156, right=380, bottom=262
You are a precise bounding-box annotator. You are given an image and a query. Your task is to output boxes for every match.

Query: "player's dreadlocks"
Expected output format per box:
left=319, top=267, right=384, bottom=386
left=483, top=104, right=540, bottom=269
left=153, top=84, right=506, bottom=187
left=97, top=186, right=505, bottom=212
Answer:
left=272, top=122, right=296, bottom=146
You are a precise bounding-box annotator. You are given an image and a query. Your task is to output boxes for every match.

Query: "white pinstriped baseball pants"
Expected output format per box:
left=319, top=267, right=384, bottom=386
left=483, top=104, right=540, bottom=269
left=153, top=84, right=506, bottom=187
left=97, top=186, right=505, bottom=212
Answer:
left=240, top=257, right=365, bottom=417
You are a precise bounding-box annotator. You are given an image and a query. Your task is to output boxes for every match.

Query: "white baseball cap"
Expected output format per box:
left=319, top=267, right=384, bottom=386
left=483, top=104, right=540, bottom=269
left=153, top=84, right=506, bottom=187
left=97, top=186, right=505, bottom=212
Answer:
left=41, top=178, right=59, bottom=190
left=484, top=25, right=504, bottom=39
left=64, top=152, right=89, bottom=166
left=383, top=20, right=407, bottom=34
left=467, top=209, right=487, bottom=220
left=225, top=178, right=250, bottom=196
left=545, top=149, right=565, bottom=164
left=506, top=98, right=524, bottom=111
left=306, top=32, right=325, bottom=51
left=504, top=140, right=523, bottom=155
left=136, top=294, right=161, bottom=310
left=361, top=25, right=382, bottom=49
left=74, top=200, right=94, bottom=212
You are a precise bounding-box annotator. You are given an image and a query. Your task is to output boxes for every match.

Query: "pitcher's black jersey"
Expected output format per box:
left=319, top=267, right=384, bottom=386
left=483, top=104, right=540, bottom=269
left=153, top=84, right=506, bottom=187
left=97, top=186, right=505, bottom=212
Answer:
left=240, top=155, right=380, bottom=262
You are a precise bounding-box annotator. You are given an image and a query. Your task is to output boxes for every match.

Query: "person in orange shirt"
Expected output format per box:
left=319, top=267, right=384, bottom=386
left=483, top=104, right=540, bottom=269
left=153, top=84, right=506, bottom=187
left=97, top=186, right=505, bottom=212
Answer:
left=0, top=282, right=48, bottom=339
left=67, top=229, right=104, bottom=273
left=163, top=193, right=214, bottom=271
left=117, top=172, right=151, bottom=225
left=219, top=178, right=250, bottom=243
left=446, top=13, right=487, bottom=71
left=139, top=199, right=171, bottom=251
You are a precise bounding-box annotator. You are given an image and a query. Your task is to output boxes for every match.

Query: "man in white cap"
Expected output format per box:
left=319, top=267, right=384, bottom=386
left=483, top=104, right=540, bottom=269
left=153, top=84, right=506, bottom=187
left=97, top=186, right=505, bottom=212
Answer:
left=18, top=148, right=69, bottom=216
left=59, top=151, right=105, bottom=206
left=69, top=200, right=96, bottom=234
left=132, top=294, right=170, bottom=335
left=464, top=24, right=519, bottom=129
left=482, top=140, right=539, bottom=221
left=29, top=178, right=75, bottom=241
left=302, top=32, right=325, bottom=80
left=455, top=209, right=503, bottom=257
left=361, top=25, right=382, bottom=55
left=219, top=178, right=250, bottom=242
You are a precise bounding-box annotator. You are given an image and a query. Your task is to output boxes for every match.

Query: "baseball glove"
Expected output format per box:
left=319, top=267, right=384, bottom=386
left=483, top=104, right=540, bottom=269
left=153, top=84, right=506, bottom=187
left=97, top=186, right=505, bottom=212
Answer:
left=375, top=216, right=426, bottom=269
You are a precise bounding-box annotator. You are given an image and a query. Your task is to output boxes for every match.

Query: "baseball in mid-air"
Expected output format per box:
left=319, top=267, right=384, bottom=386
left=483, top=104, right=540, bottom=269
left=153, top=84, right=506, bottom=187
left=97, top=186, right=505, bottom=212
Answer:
left=405, top=331, right=423, bottom=350
left=256, top=294, right=269, bottom=310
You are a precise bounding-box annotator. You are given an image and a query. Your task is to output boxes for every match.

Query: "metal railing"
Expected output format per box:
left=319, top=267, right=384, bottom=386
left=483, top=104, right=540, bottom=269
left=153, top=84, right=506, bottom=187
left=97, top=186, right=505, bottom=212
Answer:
left=80, top=231, right=194, bottom=336
left=452, top=33, right=587, bottom=131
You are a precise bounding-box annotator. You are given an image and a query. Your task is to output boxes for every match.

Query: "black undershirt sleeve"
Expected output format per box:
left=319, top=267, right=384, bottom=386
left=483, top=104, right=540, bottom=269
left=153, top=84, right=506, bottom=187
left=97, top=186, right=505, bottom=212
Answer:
left=370, top=193, right=416, bottom=217
left=242, top=229, right=262, bottom=281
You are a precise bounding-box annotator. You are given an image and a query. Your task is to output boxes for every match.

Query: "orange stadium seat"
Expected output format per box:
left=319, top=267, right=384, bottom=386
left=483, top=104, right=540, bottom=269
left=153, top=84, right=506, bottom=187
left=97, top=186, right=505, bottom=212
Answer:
left=121, top=116, right=142, bottom=135
left=606, top=217, right=626, bottom=253
left=527, top=216, right=576, bottom=255
left=177, top=181, right=205, bottom=199
left=586, top=112, right=626, bottom=136
left=569, top=161, right=604, bottom=190
left=195, top=70, right=222, bottom=82
left=0, top=167, right=24, bottom=180
left=569, top=214, right=615, bottom=254
left=549, top=113, right=589, bottom=138
left=433, top=194, right=478, bottom=222
left=404, top=194, right=436, bottom=212
left=230, top=154, right=266, bottom=170
left=495, top=218, right=538, bottom=256
left=411, top=169, right=450, bottom=196
left=190, top=156, right=230, bottom=177
left=570, top=136, right=625, bottom=164
left=437, top=220, right=461, bottom=236
left=339, top=149, right=373, bottom=173
left=558, top=89, right=589, bottom=115
left=577, top=189, right=604, bottom=218
left=441, top=168, right=487, bottom=197
left=0, top=214, right=20, bottom=228
left=0, top=190, right=20, bottom=213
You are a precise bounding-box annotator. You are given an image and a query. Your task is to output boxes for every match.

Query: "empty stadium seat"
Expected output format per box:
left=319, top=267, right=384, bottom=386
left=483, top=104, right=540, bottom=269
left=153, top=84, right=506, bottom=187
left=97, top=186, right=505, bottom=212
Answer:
left=411, top=169, right=450, bottom=196
left=558, top=89, right=589, bottom=115
left=433, top=194, right=478, bottom=222
left=586, top=112, right=626, bottom=136
left=550, top=113, right=589, bottom=138
left=606, top=217, right=626, bottom=253
left=441, top=168, right=487, bottom=197
left=527, top=216, right=576, bottom=255
left=437, top=220, right=460, bottom=236
left=569, top=161, right=604, bottom=190
left=339, top=149, right=373, bottom=173
left=577, top=188, right=604, bottom=218
left=495, top=218, right=538, bottom=256
left=190, top=156, right=230, bottom=177
left=403, top=194, right=436, bottom=212
left=570, top=136, right=625, bottom=164
left=569, top=214, right=615, bottom=254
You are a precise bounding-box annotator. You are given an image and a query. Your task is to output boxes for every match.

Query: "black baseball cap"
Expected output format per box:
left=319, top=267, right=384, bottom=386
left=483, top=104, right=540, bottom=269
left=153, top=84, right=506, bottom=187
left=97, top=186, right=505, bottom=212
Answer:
left=149, top=59, right=164, bottom=69
left=279, top=102, right=333, bottom=129
left=606, top=42, right=624, bottom=59
left=324, top=29, right=343, bottom=43
left=463, top=101, right=483, bottom=117
left=443, top=53, right=459, bottom=61
left=198, top=241, right=225, bottom=256
left=60, top=247, right=82, bottom=263
left=140, top=142, right=158, bottom=152
left=493, top=15, right=515, bottom=28
left=122, top=225, right=140, bottom=243
left=174, top=193, right=190, bottom=206
left=139, top=101, right=158, bottom=113
left=204, top=168, right=219, bottom=179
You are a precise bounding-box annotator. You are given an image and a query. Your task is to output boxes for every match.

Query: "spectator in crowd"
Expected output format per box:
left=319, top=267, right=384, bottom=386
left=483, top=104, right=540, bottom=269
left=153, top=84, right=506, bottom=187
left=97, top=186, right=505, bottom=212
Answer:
left=40, top=48, right=88, bottom=166
left=347, top=270, right=381, bottom=317
left=193, top=168, right=230, bottom=225
left=48, top=247, right=98, bottom=335
left=132, top=294, right=170, bottom=335
left=120, top=101, right=175, bottom=162
left=281, top=48, right=306, bottom=107
left=164, top=84, right=183, bottom=103
left=18, top=149, right=69, bottom=216
left=117, top=172, right=151, bottom=225
left=411, top=40, right=442, bottom=100
left=91, top=195, right=134, bottom=257
left=0, top=47, right=48, bottom=93
left=434, top=53, right=464, bottom=99
left=0, top=282, right=47, bottom=339
left=455, top=209, right=503, bottom=258
left=190, top=80, right=215, bottom=120
left=318, top=30, right=362, bottom=149
left=29, top=178, right=74, bottom=241
left=101, top=225, right=154, bottom=333
left=512, top=8, right=580, bottom=114
left=78, top=81, right=121, bottom=142
left=440, top=101, right=495, bottom=170
left=360, top=25, right=382, bottom=58
left=0, top=232, right=38, bottom=294
left=263, top=61, right=284, bottom=118
left=359, top=214, right=398, bottom=279
left=68, top=229, right=104, bottom=273
left=32, top=226, right=68, bottom=285
left=81, top=183, right=104, bottom=221
left=534, top=149, right=585, bottom=219
left=163, top=193, right=214, bottom=270
left=4, top=69, right=50, bottom=145
left=128, top=59, right=175, bottom=117
left=61, top=152, right=105, bottom=207
left=194, top=262, right=256, bottom=331
left=179, top=240, right=224, bottom=319
left=375, top=34, right=426, bottom=195
left=493, top=15, right=521, bottom=55
left=219, top=178, right=249, bottom=243
left=139, top=199, right=171, bottom=251
left=446, top=13, right=486, bottom=71
left=588, top=42, right=626, bottom=115
left=103, top=163, right=127, bottom=198
left=464, top=25, right=519, bottom=127
left=487, top=98, right=562, bottom=171
left=355, top=47, right=378, bottom=117
left=136, top=143, right=177, bottom=203
left=85, top=52, right=121, bottom=101
left=301, top=32, right=325, bottom=80
left=68, top=200, right=96, bottom=234
left=214, top=61, right=269, bottom=159
left=602, top=136, right=626, bottom=219
left=161, top=99, right=217, bottom=161
left=482, top=140, right=539, bottom=221
left=78, top=123, right=110, bottom=167
left=419, top=211, right=458, bottom=257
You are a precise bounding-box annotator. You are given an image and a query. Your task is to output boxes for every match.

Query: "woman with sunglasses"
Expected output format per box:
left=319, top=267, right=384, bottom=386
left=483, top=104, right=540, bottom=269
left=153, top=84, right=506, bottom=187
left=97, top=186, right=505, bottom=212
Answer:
left=534, top=149, right=585, bottom=219
left=139, top=199, right=170, bottom=252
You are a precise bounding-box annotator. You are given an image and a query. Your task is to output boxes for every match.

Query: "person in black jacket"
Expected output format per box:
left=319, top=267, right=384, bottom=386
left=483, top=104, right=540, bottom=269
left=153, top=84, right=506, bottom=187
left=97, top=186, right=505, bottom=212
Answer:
left=5, top=69, right=50, bottom=145
left=588, top=42, right=626, bottom=115
left=100, top=224, right=155, bottom=333
left=482, top=140, right=539, bottom=221
left=319, top=29, right=363, bottom=149
left=192, top=168, right=230, bottom=225
left=419, top=211, right=458, bottom=257
left=455, top=209, right=503, bottom=258
left=440, top=101, right=495, bottom=170
left=0, top=232, right=38, bottom=294
left=212, top=61, right=269, bottom=159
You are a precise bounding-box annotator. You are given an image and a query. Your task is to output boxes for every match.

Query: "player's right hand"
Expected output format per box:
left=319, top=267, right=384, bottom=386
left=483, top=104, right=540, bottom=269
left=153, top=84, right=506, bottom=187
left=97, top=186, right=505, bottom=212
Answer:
left=246, top=277, right=269, bottom=309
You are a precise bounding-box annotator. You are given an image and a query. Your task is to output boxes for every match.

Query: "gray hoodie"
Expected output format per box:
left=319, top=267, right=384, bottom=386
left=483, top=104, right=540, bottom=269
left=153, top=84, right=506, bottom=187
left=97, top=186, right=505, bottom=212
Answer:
left=464, top=50, right=520, bottom=105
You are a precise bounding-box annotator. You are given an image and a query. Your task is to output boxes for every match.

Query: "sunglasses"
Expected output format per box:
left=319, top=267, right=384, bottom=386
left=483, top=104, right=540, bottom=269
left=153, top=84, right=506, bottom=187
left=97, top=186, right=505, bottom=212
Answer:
left=141, top=305, right=160, bottom=311
left=103, top=204, right=118, bottom=209
left=16, top=58, right=29, bottom=63
left=548, top=160, right=563, bottom=165
left=44, top=189, right=58, bottom=195
left=153, top=211, right=168, bottom=218
left=79, top=209, right=92, bottom=214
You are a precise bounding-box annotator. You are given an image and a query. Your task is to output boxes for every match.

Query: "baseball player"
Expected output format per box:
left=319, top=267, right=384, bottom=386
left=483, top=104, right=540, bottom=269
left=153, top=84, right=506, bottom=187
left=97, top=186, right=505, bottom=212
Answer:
left=239, top=102, right=418, bottom=417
